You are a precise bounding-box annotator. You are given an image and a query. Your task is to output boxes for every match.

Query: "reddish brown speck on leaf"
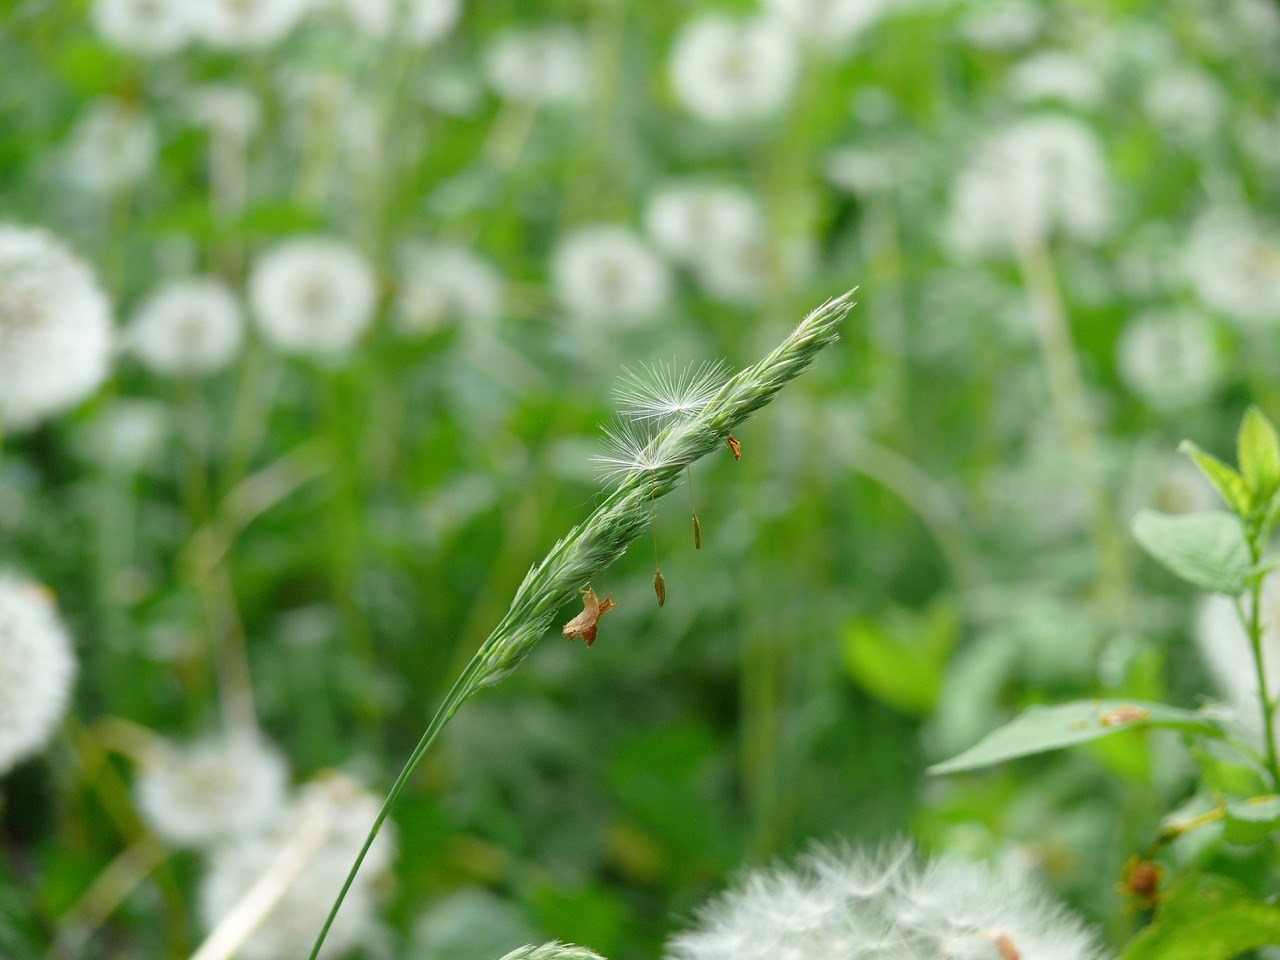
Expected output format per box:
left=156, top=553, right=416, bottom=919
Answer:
left=562, top=587, right=617, bottom=648
left=726, top=434, right=741, bottom=460
left=1098, top=704, right=1151, bottom=727
left=1117, top=856, right=1164, bottom=912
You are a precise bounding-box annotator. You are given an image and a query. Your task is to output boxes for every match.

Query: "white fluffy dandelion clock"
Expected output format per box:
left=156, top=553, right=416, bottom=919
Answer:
left=92, top=0, right=192, bottom=56
left=135, top=732, right=289, bottom=848
left=64, top=99, right=159, bottom=196
left=342, top=0, right=462, bottom=46
left=483, top=26, right=591, bottom=105
left=394, top=242, right=504, bottom=336
left=551, top=226, right=672, bottom=326
left=1114, top=309, right=1222, bottom=413
left=200, top=773, right=396, bottom=960
left=249, top=237, right=378, bottom=355
left=127, top=278, right=245, bottom=377
left=190, top=0, right=311, bottom=49
left=644, top=183, right=764, bottom=266
left=665, top=843, right=1108, bottom=960
left=668, top=15, right=799, bottom=123
left=0, top=574, right=78, bottom=776
left=0, top=225, right=114, bottom=431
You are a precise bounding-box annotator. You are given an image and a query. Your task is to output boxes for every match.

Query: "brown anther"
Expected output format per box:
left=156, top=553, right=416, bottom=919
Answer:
left=653, top=570, right=666, bottom=607
left=692, top=513, right=702, bottom=550
left=726, top=434, right=741, bottom=460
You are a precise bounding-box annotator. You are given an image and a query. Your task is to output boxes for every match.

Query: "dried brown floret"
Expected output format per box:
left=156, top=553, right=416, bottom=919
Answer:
left=562, top=587, right=617, bottom=648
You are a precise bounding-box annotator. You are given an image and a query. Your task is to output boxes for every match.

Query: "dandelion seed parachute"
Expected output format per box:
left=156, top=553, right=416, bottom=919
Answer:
left=0, top=225, right=114, bottom=431
left=613, top=360, right=730, bottom=424
left=0, top=574, right=77, bottom=776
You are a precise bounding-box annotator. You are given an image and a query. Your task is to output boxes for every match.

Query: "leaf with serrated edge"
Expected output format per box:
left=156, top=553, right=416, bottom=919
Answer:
left=929, top=700, right=1222, bottom=775
left=1180, top=441, right=1251, bottom=517
left=1132, top=510, right=1249, bottom=596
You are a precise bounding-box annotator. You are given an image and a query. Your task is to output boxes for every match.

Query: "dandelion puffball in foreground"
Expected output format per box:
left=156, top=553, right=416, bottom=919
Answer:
left=249, top=237, right=377, bottom=355
left=0, top=226, right=114, bottom=431
left=665, top=843, right=1108, bottom=960
left=0, top=574, right=77, bottom=776
left=135, top=732, right=289, bottom=848
left=128, top=278, right=245, bottom=377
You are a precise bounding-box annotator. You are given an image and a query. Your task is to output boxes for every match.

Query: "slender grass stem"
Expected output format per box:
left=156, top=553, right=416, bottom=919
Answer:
left=1242, top=537, right=1280, bottom=787
left=306, top=291, right=855, bottom=960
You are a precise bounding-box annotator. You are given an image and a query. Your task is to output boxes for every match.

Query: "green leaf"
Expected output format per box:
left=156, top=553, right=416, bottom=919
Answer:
left=1223, top=795, right=1280, bottom=845
left=1189, top=744, right=1270, bottom=798
left=1180, top=441, right=1250, bottom=517
left=1131, top=510, right=1249, bottom=596
left=1239, top=406, right=1280, bottom=505
left=840, top=601, right=958, bottom=716
left=1122, top=899, right=1280, bottom=959
left=929, top=700, right=1222, bottom=775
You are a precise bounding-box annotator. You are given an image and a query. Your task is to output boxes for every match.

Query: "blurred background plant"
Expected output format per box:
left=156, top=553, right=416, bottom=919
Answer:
left=2, top=0, right=1280, bottom=957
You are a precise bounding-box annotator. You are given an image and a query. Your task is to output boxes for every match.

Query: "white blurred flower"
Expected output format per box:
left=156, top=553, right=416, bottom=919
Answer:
left=128, top=278, right=244, bottom=377
left=76, top=399, right=171, bottom=471
left=669, top=16, right=798, bottom=123
left=956, top=0, right=1042, bottom=50
left=1007, top=51, right=1103, bottom=108
left=136, top=733, right=289, bottom=848
left=762, top=0, right=887, bottom=48
left=1145, top=456, right=1218, bottom=516
left=200, top=772, right=395, bottom=960
left=190, top=84, right=262, bottom=142
left=1142, top=67, right=1225, bottom=143
left=824, top=146, right=900, bottom=195
left=944, top=116, right=1111, bottom=259
left=249, top=237, right=377, bottom=354
left=65, top=100, right=158, bottom=195
left=91, top=0, right=191, bottom=55
left=644, top=183, right=764, bottom=265
left=695, top=233, right=785, bottom=307
left=1115, top=309, right=1222, bottom=412
left=0, top=574, right=77, bottom=775
left=665, top=842, right=1106, bottom=960
left=190, top=0, right=310, bottom=49
left=483, top=26, right=590, bottom=105
left=395, top=243, right=503, bottom=336
left=0, top=226, right=113, bottom=431
left=1198, top=573, right=1280, bottom=748
left=1184, top=211, right=1280, bottom=327
left=342, top=0, right=460, bottom=45
left=552, top=226, right=671, bottom=325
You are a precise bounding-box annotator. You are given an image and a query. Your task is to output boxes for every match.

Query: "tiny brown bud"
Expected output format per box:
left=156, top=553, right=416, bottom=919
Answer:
left=653, top=570, right=666, bottom=607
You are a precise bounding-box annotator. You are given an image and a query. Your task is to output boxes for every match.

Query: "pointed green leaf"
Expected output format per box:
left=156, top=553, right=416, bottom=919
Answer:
left=1180, top=441, right=1250, bottom=517
left=1122, top=902, right=1280, bottom=959
left=929, top=700, right=1222, bottom=775
left=1223, top=795, right=1280, bottom=845
left=1238, top=406, right=1280, bottom=505
left=1131, top=510, right=1249, bottom=596
left=841, top=601, right=958, bottom=716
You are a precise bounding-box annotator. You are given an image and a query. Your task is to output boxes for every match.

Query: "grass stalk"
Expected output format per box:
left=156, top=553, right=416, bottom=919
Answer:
left=307, top=290, right=855, bottom=960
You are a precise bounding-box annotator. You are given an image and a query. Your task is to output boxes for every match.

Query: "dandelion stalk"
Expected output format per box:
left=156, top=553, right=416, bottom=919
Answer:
left=307, top=289, right=855, bottom=960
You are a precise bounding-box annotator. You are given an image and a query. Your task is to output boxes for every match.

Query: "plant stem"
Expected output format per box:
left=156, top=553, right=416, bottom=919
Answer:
left=1244, top=537, right=1280, bottom=787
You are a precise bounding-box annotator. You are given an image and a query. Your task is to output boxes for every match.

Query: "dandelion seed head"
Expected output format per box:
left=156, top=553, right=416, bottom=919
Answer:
left=249, top=237, right=377, bottom=355
left=957, top=0, right=1043, bottom=51
left=1007, top=51, right=1103, bottom=108
left=669, top=15, right=799, bottom=123
left=645, top=183, right=764, bottom=266
left=945, top=116, right=1110, bottom=259
left=484, top=26, right=590, bottom=105
left=0, top=573, right=77, bottom=776
left=1142, top=67, right=1225, bottom=143
left=763, top=0, right=888, bottom=48
left=552, top=226, right=672, bottom=326
left=65, top=99, right=158, bottom=195
left=136, top=732, right=289, bottom=848
left=190, top=84, right=263, bottom=141
left=199, top=772, right=395, bottom=960
left=92, top=0, right=191, bottom=55
left=395, top=242, right=503, bottom=336
left=665, top=842, right=1106, bottom=960
left=1115, top=309, right=1222, bottom=412
left=340, top=0, right=461, bottom=46
left=128, top=278, right=244, bottom=377
left=1184, top=210, right=1280, bottom=328
left=0, top=225, right=114, bottom=431
left=190, top=0, right=310, bottom=49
